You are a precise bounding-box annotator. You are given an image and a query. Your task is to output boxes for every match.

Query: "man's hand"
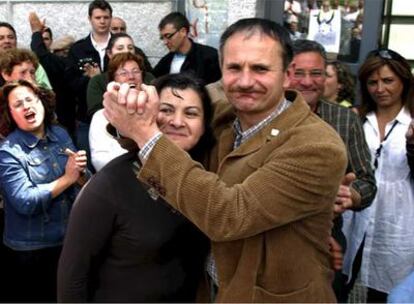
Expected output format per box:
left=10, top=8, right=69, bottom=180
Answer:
left=29, top=12, right=46, bottom=33
left=329, top=236, right=343, bottom=271
left=82, top=63, right=101, bottom=78
left=406, top=119, right=414, bottom=144
left=103, top=82, right=160, bottom=148
left=334, top=172, right=356, bottom=216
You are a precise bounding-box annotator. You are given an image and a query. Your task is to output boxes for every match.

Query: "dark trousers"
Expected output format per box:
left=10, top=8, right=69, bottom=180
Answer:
left=367, top=288, right=388, bottom=303
left=335, top=237, right=387, bottom=303
left=335, top=238, right=364, bottom=303
left=3, top=245, right=62, bottom=303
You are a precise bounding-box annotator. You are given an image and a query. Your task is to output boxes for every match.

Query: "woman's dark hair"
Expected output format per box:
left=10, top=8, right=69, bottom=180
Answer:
left=0, top=80, right=56, bottom=132
left=358, top=48, right=414, bottom=117
left=107, top=52, right=145, bottom=82
left=106, top=33, right=133, bottom=55
left=327, top=60, right=356, bottom=104
left=153, top=72, right=215, bottom=162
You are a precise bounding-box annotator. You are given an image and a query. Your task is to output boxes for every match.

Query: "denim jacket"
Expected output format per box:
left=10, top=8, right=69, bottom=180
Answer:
left=0, top=125, right=79, bottom=251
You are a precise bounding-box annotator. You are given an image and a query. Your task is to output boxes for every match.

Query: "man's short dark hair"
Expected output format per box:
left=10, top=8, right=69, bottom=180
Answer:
left=158, top=12, right=190, bottom=34
left=0, top=22, right=16, bottom=37
left=219, top=18, right=293, bottom=71
left=88, top=0, right=113, bottom=17
left=292, top=39, right=327, bottom=63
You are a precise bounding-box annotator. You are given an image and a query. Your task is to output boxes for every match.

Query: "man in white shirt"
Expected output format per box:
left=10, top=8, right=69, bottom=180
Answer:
left=65, top=0, right=112, bottom=166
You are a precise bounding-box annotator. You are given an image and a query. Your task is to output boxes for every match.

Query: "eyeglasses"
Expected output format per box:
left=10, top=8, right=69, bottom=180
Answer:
left=367, top=48, right=406, bottom=62
left=159, top=29, right=179, bottom=41
left=11, top=97, right=40, bottom=110
left=293, top=69, right=325, bottom=79
left=115, top=69, right=142, bottom=78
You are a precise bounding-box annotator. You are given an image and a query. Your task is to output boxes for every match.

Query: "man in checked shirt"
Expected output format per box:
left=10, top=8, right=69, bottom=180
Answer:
left=104, top=18, right=348, bottom=302
left=288, top=39, right=377, bottom=302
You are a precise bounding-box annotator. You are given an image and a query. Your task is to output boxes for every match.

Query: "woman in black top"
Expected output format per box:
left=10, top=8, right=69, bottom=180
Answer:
left=57, top=73, right=213, bottom=302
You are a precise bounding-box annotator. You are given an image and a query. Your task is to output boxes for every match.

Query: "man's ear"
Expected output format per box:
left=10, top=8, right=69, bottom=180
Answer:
left=180, top=26, right=189, bottom=37
left=283, top=62, right=295, bottom=89
left=1, top=72, right=11, bottom=82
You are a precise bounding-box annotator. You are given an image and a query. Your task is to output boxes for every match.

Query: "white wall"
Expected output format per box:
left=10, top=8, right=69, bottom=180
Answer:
left=0, top=0, right=258, bottom=66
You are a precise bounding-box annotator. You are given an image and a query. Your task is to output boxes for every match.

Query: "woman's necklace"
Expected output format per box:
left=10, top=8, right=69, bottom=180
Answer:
left=317, top=9, right=335, bottom=25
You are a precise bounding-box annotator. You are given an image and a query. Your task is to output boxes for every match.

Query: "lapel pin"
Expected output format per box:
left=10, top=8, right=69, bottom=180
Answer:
left=270, top=129, right=280, bottom=137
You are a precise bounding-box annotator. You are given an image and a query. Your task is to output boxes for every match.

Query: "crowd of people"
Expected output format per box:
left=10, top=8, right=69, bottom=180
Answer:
left=0, top=0, right=413, bottom=303
left=284, top=0, right=364, bottom=61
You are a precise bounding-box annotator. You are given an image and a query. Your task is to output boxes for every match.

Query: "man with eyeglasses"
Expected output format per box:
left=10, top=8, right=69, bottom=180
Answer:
left=288, top=39, right=377, bottom=302
left=153, top=12, right=221, bottom=85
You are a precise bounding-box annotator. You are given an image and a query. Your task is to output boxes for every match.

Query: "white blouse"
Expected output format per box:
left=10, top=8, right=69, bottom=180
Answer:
left=89, top=109, right=128, bottom=171
left=342, top=107, right=414, bottom=293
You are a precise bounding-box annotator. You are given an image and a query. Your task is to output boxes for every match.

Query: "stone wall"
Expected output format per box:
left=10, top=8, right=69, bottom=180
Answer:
left=0, top=0, right=258, bottom=66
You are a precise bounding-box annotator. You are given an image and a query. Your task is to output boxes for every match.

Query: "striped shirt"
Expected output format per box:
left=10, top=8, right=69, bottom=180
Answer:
left=316, top=99, right=376, bottom=209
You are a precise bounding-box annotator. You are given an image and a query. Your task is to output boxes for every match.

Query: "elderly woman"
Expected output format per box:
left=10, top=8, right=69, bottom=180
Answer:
left=0, top=80, right=88, bottom=302
left=58, top=73, right=211, bottom=302
left=89, top=52, right=146, bottom=171
left=342, top=49, right=414, bottom=302
left=87, top=33, right=154, bottom=117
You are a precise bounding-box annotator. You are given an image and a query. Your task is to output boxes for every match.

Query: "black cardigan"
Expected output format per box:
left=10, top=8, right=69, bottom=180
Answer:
left=57, top=152, right=209, bottom=302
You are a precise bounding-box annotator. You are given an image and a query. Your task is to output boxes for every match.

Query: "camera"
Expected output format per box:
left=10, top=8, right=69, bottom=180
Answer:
left=77, top=57, right=97, bottom=70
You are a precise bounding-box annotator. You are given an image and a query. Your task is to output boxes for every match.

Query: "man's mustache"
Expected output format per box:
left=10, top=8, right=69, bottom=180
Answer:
left=229, top=87, right=262, bottom=94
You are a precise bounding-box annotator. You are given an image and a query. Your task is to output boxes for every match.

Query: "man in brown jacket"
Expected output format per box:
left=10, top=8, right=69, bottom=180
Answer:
left=103, top=18, right=347, bottom=302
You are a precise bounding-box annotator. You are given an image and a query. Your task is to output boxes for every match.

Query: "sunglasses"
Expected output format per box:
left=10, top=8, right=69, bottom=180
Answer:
left=367, top=48, right=406, bottom=62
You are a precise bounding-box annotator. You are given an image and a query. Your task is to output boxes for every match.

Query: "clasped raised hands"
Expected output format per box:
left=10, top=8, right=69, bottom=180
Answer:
left=103, top=82, right=161, bottom=148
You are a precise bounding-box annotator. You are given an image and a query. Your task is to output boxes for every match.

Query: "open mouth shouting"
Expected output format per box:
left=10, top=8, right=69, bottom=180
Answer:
left=24, top=110, right=37, bottom=123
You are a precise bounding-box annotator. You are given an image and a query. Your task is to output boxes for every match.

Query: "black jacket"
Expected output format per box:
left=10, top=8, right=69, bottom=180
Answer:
left=31, top=31, right=77, bottom=136
left=65, top=34, right=109, bottom=122
left=57, top=152, right=208, bottom=302
left=153, top=39, right=221, bottom=85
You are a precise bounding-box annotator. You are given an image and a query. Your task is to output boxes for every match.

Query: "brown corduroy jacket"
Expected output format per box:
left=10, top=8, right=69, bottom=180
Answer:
left=138, top=90, right=347, bottom=302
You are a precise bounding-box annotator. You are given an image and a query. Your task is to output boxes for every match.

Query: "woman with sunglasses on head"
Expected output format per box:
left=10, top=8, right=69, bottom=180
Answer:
left=58, top=73, right=211, bottom=302
left=0, top=80, right=88, bottom=302
left=341, top=49, right=414, bottom=303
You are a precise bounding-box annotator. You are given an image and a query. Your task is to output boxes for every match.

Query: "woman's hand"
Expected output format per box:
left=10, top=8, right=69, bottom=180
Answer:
left=406, top=119, right=414, bottom=144
left=64, top=149, right=87, bottom=184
